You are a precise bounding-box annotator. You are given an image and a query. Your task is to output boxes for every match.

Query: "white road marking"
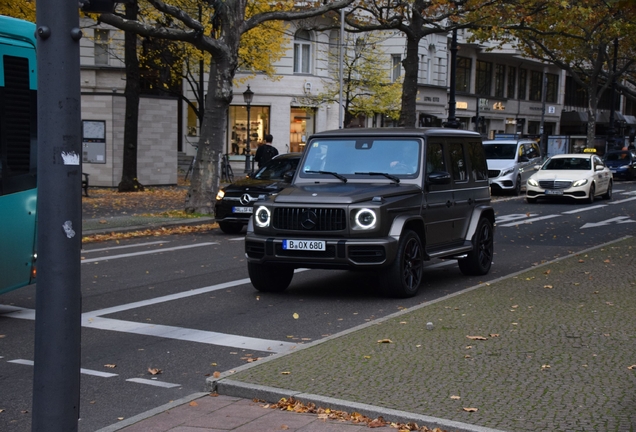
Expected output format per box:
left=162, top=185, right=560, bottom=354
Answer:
left=82, top=240, right=169, bottom=254
left=561, top=205, right=607, bottom=214
left=581, top=216, right=636, bottom=229
left=609, top=196, right=636, bottom=204
left=82, top=317, right=295, bottom=352
left=495, top=213, right=538, bottom=224
left=499, top=214, right=561, bottom=227
left=8, top=359, right=118, bottom=377
left=228, top=237, right=245, bottom=241
left=80, top=242, right=217, bottom=264
left=126, top=378, right=181, bottom=388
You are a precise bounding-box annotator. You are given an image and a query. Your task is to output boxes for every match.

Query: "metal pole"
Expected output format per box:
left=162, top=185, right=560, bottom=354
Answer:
left=244, top=103, right=251, bottom=173
left=445, top=29, right=459, bottom=129
left=338, top=8, right=344, bottom=129
left=32, top=0, right=82, bottom=430
left=198, top=4, right=205, bottom=121
left=539, top=71, right=547, bottom=156
left=606, top=38, right=619, bottom=153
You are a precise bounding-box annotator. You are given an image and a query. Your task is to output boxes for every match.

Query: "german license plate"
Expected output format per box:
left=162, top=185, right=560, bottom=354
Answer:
left=545, top=189, right=563, bottom=196
left=282, top=240, right=326, bottom=251
left=232, top=206, right=253, bottom=213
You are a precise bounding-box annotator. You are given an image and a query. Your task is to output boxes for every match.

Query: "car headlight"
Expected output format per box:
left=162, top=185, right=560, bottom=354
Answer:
left=215, top=189, right=225, bottom=201
left=620, top=165, right=629, bottom=169
left=254, top=206, right=271, bottom=228
left=527, top=178, right=539, bottom=187
left=353, top=208, right=377, bottom=230
left=572, top=178, right=588, bottom=187
left=500, top=167, right=514, bottom=176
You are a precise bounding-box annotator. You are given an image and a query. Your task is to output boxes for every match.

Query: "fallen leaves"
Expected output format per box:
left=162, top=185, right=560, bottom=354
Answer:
left=213, top=371, right=221, bottom=378
left=148, top=367, right=162, bottom=375
left=292, top=313, right=299, bottom=319
left=466, top=335, right=488, bottom=340
left=104, top=364, right=117, bottom=368
left=628, top=365, right=636, bottom=370
left=82, top=224, right=218, bottom=244
left=377, top=339, right=393, bottom=344
left=463, top=407, right=478, bottom=412
left=265, top=398, right=447, bottom=431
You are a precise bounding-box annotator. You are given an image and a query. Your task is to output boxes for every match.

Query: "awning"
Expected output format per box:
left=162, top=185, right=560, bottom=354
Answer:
left=560, top=111, right=587, bottom=124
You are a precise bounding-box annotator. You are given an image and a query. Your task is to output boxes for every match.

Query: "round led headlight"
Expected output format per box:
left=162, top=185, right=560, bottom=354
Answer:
left=354, top=208, right=377, bottom=229
left=254, top=206, right=271, bottom=228
left=215, top=189, right=225, bottom=201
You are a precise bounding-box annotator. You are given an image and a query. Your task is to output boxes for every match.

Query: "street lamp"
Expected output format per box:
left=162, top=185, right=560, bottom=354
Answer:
left=243, top=85, right=254, bottom=173
left=444, top=29, right=460, bottom=129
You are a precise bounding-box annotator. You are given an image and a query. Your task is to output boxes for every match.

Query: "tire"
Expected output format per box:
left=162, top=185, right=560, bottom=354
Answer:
left=513, top=175, right=522, bottom=196
left=602, top=180, right=612, bottom=200
left=526, top=196, right=537, bottom=204
left=218, top=221, right=244, bottom=234
left=458, top=218, right=494, bottom=276
left=380, top=230, right=424, bottom=298
left=247, top=262, right=294, bottom=293
left=586, top=184, right=595, bottom=204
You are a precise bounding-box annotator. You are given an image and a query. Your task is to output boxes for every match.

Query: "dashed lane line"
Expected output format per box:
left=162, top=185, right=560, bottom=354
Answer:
left=126, top=378, right=181, bottom=388
left=82, top=240, right=170, bottom=254
left=8, top=359, right=118, bottom=378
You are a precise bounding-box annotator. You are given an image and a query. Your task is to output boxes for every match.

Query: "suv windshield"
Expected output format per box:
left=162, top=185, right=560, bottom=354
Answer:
left=253, top=157, right=299, bottom=180
left=483, top=143, right=517, bottom=160
left=301, top=138, right=421, bottom=177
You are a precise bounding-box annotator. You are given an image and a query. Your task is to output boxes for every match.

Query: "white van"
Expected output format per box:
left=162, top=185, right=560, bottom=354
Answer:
left=484, top=139, right=542, bottom=195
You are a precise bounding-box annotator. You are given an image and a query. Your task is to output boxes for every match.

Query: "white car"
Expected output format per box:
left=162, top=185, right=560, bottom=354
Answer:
left=484, top=139, right=543, bottom=196
left=526, top=153, right=613, bottom=204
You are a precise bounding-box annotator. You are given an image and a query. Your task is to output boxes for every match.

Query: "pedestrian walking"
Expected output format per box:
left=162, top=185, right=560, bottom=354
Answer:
left=254, top=134, right=278, bottom=169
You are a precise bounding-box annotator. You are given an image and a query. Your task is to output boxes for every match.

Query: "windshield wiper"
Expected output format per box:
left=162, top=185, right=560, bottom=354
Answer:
left=355, top=172, right=400, bottom=184
left=305, top=170, right=347, bottom=183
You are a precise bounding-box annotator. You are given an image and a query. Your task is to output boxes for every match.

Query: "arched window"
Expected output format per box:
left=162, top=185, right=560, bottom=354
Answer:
left=294, top=30, right=312, bottom=74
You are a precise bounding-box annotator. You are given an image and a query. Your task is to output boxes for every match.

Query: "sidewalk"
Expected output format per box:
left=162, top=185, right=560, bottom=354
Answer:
left=90, top=200, right=635, bottom=432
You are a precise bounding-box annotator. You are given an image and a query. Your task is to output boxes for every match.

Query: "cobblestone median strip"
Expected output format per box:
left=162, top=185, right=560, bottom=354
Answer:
left=210, top=236, right=636, bottom=432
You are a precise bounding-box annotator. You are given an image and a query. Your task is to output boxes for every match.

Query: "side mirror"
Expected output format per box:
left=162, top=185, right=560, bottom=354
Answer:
left=595, top=165, right=604, bottom=171
left=283, top=170, right=296, bottom=183
left=533, top=164, right=541, bottom=171
left=427, top=171, right=451, bottom=185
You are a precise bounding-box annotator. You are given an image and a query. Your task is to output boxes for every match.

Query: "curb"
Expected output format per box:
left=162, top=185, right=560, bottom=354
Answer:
left=82, top=217, right=216, bottom=236
left=216, top=380, right=505, bottom=432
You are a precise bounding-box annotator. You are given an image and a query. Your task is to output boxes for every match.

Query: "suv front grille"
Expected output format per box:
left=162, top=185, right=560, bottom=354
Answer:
left=273, top=208, right=346, bottom=231
left=539, top=180, right=572, bottom=189
left=488, top=169, right=500, bottom=178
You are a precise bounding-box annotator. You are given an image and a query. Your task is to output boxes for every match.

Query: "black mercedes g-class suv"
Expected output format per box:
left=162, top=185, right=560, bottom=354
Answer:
left=245, top=128, right=494, bottom=298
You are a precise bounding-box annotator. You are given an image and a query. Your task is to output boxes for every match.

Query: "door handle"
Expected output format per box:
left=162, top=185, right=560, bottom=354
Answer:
left=446, top=200, right=452, bottom=207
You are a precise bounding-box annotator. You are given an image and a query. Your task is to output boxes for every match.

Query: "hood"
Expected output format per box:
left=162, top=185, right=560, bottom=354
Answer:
left=530, top=170, right=591, bottom=181
left=486, top=159, right=517, bottom=170
left=604, top=159, right=631, bottom=168
left=223, top=177, right=289, bottom=193
left=273, top=182, right=421, bottom=204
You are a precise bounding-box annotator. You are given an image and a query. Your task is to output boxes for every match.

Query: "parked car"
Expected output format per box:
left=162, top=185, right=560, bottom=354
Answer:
left=215, top=153, right=301, bottom=234
left=245, top=128, right=495, bottom=298
left=603, top=150, right=636, bottom=180
left=484, top=139, right=542, bottom=195
left=526, top=153, right=613, bottom=204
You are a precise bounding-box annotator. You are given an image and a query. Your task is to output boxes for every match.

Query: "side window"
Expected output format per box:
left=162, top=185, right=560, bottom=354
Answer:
left=518, top=144, right=526, bottom=158
left=467, top=141, right=489, bottom=181
left=449, top=142, right=468, bottom=182
left=426, top=142, right=446, bottom=174
left=531, top=143, right=541, bottom=158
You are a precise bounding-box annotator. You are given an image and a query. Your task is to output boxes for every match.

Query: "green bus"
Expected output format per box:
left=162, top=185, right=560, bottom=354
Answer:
left=0, top=15, right=37, bottom=294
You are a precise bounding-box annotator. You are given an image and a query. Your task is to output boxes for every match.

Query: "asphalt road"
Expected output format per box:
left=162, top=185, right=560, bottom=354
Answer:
left=1, top=181, right=635, bottom=431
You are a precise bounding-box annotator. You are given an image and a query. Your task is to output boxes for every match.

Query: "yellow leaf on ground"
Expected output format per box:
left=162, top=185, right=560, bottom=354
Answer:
left=544, top=285, right=553, bottom=289
left=281, top=371, right=291, bottom=375
left=451, top=395, right=461, bottom=400
left=189, top=401, right=198, bottom=407
left=627, top=365, right=636, bottom=370
left=293, top=313, right=299, bottom=319
left=148, top=367, right=162, bottom=375
left=463, top=407, right=478, bottom=412
left=466, top=335, right=488, bottom=340
left=104, top=364, right=116, bottom=368
left=377, top=339, right=393, bottom=343
left=213, top=371, right=221, bottom=378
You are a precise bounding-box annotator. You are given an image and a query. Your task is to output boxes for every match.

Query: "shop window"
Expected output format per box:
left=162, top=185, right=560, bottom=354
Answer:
left=456, top=57, right=471, bottom=92
left=507, top=66, right=516, bottom=99
left=529, top=70, right=543, bottom=101
left=494, top=64, right=505, bottom=98
left=546, top=73, right=558, bottom=103
left=228, top=105, right=270, bottom=155
left=518, top=69, right=527, bottom=100
left=290, top=108, right=314, bottom=153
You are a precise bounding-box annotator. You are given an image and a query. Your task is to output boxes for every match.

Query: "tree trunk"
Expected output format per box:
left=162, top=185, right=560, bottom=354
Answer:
left=399, top=33, right=421, bottom=127
left=118, top=0, right=144, bottom=192
left=185, top=54, right=235, bottom=214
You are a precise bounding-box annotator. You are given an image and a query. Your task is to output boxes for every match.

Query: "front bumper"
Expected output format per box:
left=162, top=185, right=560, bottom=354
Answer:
left=489, top=174, right=515, bottom=191
left=526, top=184, right=589, bottom=200
left=244, top=233, right=399, bottom=269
